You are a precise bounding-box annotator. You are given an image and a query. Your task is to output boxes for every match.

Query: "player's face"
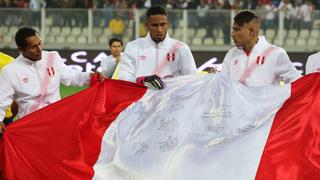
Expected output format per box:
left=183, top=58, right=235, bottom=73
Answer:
left=20, top=34, right=42, bottom=61
left=231, top=22, right=250, bottom=49
left=110, top=41, right=122, bottom=57
left=146, top=14, right=168, bottom=43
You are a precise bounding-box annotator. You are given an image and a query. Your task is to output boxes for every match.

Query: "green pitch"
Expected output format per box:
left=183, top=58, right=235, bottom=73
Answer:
left=60, top=84, right=88, bottom=98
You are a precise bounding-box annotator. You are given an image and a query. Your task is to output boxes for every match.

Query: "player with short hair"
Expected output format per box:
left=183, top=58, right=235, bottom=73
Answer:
left=117, top=5, right=197, bottom=90
left=100, top=37, right=123, bottom=79
left=0, top=27, right=96, bottom=134
left=221, top=11, right=301, bottom=86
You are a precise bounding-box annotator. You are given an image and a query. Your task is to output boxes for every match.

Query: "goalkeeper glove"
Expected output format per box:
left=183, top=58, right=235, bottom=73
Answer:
left=136, top=75, right=164, bottom=90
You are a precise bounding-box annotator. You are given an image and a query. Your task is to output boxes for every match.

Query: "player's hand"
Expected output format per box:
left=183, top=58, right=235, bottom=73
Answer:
left=91, top=72, right=105, bottom=81
left=90, top=72, right=105, bottom=86
left=0, top=122, right=5, bottom=135
left=136, top=75, right=164, bottom=90
left=97, top=72, right=106, bottom=81
left=208, top=67, right=218, bottom=74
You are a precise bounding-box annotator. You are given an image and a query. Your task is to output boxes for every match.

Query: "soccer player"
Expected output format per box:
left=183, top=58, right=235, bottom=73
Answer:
left=0, top=27, right=96, bottom=134
left=100, top=37, right=123, bottom=79
left=305, top=52, right=320, bottom=75
left=221, top=11, right=301, bottom=86
left=117, top=5, right=197, bottom=90
left=0, top=52, right=18, bottom=126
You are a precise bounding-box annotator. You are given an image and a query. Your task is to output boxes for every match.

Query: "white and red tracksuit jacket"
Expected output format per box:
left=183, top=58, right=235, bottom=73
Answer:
left=306, top=52, right=320, bottom=75
left=221, top=36, right=301, bottom=86
left=118, top=33, right=197, bottom=82
left=0, top=51, right=91, bottom=121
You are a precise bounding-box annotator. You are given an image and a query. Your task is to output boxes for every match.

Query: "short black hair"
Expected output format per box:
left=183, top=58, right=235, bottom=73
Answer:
left=109, top=37, right=123, bottom=47
left=234, top=11, right=260, bottom=27
left=15, top=27, right=39, bottom=49
left=146, top=5, right=167, bottom=18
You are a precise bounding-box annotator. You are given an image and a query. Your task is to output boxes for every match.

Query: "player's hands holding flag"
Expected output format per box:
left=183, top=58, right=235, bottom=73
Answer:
left=90, top=72, right=106, bottom=86
left=136, top=75, right=164, bottom=90
left=0, top=122, right=5, bottom=135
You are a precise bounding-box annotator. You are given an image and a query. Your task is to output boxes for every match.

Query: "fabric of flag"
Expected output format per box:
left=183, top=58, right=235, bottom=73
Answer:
left=0, top=73, right=320, bottom=180
left=0, top=79, right=147, bottom=180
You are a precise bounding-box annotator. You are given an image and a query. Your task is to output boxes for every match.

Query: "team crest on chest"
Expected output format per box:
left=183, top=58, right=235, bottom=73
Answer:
left=256, top=56, right=265, bottom=65
left=47, top=67, right=55, bottom=77
left=167, top=53, right=175, bottom=62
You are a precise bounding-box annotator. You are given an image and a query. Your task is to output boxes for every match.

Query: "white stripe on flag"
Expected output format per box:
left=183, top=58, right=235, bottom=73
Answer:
left=92, top=74, right=291, bottom=180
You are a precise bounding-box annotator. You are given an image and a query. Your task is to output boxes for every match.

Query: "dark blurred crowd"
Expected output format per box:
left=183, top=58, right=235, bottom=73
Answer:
left=0, top=0, right=320, bottom=10
left=0, top=0, right=319, bottom=45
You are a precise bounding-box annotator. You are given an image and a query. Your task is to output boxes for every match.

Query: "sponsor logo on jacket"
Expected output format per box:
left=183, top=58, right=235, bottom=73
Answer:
left=22, top=77, right=29, bottom=84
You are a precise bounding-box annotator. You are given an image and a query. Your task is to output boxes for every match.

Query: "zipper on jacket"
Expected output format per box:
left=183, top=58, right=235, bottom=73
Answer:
left=243, top=54, right=250, bottom=83
left=156, top=43, right=159, bottom=74
left=33, top=63, right=47, bottom=98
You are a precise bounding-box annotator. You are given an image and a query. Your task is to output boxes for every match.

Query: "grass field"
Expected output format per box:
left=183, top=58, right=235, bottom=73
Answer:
left=60, top=84, right=88, bottom=98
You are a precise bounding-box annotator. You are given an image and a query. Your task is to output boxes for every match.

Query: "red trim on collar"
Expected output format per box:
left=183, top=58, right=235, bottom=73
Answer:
left=245, top=50, right=251, bottom=56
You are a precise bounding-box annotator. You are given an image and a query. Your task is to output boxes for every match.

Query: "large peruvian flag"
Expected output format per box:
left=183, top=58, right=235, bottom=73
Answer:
left=0, top=73, right=319, bottom=180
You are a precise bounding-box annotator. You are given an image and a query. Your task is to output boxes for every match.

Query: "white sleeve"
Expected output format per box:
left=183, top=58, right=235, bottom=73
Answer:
left=117, top=44, right=137, bottom=82
left=305, top=56, right=312, bottom=75
left=100, top=56, right=117, bottom=78
left=54, top=52, right=91, bottom=86
left=178, top=44, right=197, bottom=75
left=220, top=50, right=231, bottom=75
left=0, top=71, right=14, bottom=122
left=275, top=49, right=302, bottom=83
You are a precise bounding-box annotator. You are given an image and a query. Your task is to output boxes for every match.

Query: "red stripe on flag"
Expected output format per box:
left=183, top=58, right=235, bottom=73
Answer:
left=0, top=80, right=147, bottom=179
left=256, top=73, right=320, bottom=180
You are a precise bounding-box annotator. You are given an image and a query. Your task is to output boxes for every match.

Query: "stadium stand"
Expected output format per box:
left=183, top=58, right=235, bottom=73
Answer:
left=0, top=0, right=320, bottom=51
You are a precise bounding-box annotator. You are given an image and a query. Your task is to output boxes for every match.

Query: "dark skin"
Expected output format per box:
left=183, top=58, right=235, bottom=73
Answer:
left=11, top=102, right=18, bottom=118
left=231, top=20, right=260, bottom=53
left=0, top=102, right=17, bottom=134
left=100, top=41, right=123, bottom=79
left=0, top=34, right=103, bottom=134
left=146, top=14, right=169, bottom=43
left=19, top=34, right=43, bottom=61
left=1, top=35, right=42, bottom=134
left=110, top=41, right=122, bottom=64
left=0, top=122, right=4, bottom=134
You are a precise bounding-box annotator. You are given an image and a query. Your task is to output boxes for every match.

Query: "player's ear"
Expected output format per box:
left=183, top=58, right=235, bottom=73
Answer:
left=249, top=27, right=256, bottom=37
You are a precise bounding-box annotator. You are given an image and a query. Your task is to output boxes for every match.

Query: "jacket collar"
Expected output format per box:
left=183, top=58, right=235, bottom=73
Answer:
left=18, top=54, right=41, bottom=65
left=146, top=32, right=170, bottom=47
left=250, top=36, right=269, bottom=54
left=238, top=36, right=269, bottom=55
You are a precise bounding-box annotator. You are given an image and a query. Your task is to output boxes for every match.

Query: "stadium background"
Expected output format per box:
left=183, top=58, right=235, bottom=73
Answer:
left=1, top=0, right=320, bottom=96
